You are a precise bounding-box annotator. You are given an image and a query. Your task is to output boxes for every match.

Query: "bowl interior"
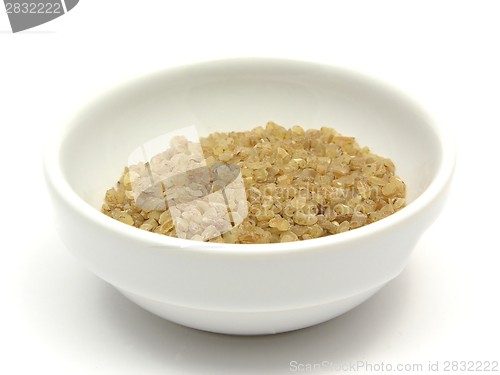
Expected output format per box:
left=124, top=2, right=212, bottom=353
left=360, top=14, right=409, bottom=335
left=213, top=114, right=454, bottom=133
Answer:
left=58, top=59, right=443, bottom=212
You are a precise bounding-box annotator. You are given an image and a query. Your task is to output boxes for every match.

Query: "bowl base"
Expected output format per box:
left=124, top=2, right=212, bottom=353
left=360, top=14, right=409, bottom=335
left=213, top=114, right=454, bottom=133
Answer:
left=115, top=283, right=386, bottom=335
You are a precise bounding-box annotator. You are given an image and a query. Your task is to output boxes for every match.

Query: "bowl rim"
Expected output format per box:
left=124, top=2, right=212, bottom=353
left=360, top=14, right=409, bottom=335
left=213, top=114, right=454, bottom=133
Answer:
left=43, top=57, right=456, bottom=256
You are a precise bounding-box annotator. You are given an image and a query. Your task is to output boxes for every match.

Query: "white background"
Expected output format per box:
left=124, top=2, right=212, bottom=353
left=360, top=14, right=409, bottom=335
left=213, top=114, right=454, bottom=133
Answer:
left=1, top=1, right=499, bottom=374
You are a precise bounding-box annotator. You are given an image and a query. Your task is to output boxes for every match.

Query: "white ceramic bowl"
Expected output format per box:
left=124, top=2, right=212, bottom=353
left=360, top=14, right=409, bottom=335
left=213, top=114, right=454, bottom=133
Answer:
left=43, top=58, right=455, bottom=335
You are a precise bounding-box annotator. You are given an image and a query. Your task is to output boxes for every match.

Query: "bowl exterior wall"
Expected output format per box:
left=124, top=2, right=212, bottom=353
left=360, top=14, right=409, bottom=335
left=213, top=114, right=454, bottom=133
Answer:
left=115, top=284, right=386, bottom=335
left=45, top=171, right=450, bottom=313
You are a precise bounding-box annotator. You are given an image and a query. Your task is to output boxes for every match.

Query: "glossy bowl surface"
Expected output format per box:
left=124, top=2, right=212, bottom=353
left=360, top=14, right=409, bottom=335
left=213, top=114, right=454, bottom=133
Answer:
left=43, top=58, right=455, bottom=335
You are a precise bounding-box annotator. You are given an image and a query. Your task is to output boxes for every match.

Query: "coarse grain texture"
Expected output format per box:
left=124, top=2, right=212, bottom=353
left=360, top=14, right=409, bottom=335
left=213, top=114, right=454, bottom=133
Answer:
left=102, top=122, right=406, bottom=243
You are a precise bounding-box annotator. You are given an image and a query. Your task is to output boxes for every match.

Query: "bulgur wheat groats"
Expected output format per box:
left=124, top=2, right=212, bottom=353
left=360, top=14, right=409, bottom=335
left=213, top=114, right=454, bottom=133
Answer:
left=102, top=122, right=406, bottom=243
